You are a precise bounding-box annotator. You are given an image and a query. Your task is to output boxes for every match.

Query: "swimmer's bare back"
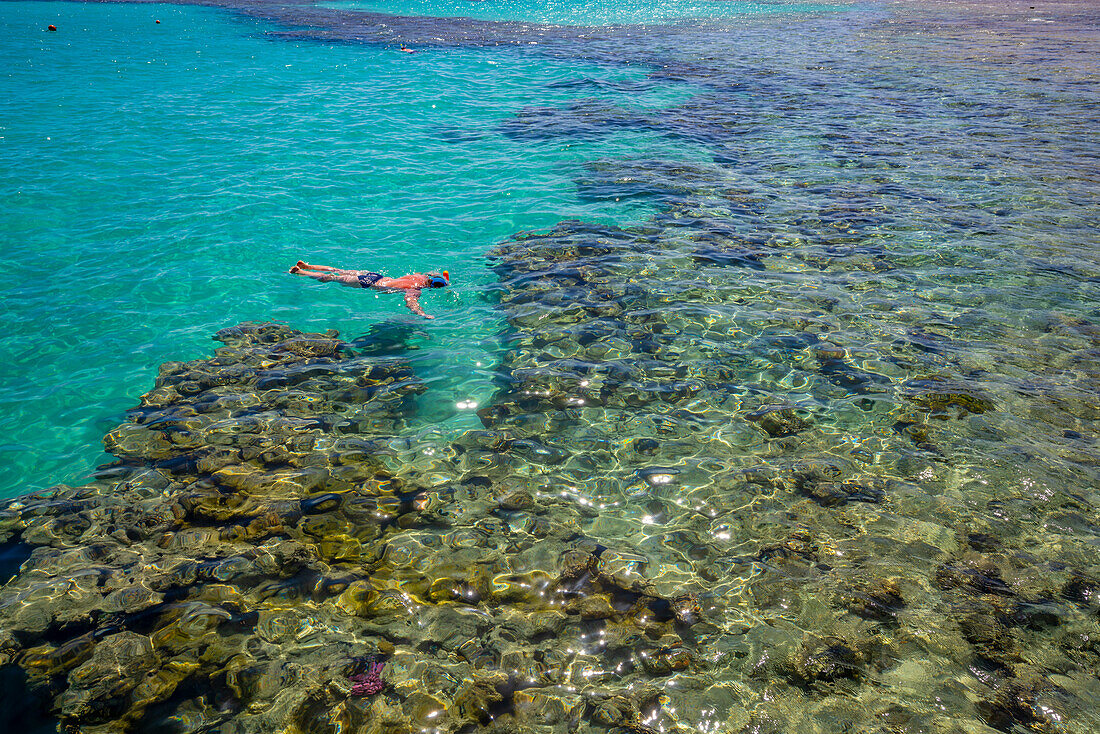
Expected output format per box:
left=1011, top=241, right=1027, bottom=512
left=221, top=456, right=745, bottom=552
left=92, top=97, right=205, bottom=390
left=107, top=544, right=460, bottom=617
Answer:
left=289, top=261, right=449, bottom=319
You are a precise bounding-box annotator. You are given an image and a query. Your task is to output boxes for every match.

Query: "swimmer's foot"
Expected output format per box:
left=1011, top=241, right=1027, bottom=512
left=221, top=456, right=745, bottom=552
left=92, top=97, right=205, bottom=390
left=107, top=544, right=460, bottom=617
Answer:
left=289, top=265, right=302, bottom=274
left=296, top=260, right=309, bottom=269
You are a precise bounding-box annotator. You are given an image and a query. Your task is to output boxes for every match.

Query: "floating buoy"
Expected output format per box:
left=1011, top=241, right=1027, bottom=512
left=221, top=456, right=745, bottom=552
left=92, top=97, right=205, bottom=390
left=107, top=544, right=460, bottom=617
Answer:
left=156, top=19, right=161, bottom=23
left=47, top=24, right=57, bottom=31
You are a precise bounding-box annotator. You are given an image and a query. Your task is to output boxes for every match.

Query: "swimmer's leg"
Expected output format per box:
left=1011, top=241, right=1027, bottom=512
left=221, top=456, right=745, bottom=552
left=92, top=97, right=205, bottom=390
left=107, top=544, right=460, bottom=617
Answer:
left=291, top=269, right=359, bottom=286
left=298, top=262, right=343, bottom=272
left=290, top=266, right=331, bottom=280
left=299, top=262, right=368, bottom=277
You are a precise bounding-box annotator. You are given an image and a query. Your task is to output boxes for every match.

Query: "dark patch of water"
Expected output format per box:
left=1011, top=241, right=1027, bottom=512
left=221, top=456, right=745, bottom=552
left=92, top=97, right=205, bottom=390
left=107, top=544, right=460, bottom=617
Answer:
left=0, top=665, right=59, bottom=734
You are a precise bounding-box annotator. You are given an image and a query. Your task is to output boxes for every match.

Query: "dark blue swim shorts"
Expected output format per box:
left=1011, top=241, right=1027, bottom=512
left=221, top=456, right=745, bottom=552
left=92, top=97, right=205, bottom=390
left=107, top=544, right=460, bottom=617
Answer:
left=357, top=272, right=383, bottom=288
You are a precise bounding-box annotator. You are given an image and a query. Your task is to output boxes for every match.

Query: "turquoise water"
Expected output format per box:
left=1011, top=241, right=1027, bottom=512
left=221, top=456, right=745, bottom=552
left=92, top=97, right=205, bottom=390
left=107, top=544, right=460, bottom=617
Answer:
left=319, top=0, right=846, bottom=26
left=0, top=1, right=705, bottom=498
left=3, top=0, right=1100, bottom=732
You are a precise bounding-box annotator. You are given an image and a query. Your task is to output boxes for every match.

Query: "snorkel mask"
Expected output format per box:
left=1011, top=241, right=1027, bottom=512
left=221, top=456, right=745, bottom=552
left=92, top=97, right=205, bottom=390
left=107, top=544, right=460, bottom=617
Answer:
left=428, top=271, right=449, bottom=288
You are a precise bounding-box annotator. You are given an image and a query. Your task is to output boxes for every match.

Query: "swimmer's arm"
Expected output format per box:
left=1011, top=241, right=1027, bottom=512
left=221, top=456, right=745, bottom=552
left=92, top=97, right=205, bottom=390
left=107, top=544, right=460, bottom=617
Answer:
left=404, top=289, right=434, bottom=319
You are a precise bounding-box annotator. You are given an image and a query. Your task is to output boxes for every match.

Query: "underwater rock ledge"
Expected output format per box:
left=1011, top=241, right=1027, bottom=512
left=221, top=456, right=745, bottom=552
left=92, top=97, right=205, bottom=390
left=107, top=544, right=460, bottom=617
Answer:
left=474, top=204, right=1100, bottom=734
left=4, top=191, right=1100, bottom=734
left=4, top=187, right=1100, bottom=731
left=0, top=322, right=707, bottom=733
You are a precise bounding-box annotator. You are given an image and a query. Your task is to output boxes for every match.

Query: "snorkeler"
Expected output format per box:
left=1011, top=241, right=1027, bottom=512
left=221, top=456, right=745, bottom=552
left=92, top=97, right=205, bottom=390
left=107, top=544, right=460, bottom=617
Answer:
left=289, top=261, right=449, bottom=319
left=400, top=44, right=416, bottom=53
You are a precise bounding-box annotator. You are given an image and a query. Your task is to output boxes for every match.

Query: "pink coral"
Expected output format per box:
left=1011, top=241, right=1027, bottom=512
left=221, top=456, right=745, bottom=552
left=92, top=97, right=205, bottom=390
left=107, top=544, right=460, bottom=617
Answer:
left=349, top=660, right=385, bottom=696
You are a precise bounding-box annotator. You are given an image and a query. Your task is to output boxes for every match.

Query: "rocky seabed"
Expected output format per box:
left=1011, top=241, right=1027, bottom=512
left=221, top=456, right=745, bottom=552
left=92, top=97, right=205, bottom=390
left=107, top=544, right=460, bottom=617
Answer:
left=2, top=172, right=1100, bottom=734
left=4, top=7, right=1100, bottom=729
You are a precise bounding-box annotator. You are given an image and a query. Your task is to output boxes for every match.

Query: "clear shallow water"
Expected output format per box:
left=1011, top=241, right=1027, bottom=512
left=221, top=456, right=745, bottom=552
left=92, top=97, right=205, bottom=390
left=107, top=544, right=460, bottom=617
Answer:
left=319, top=0, right=849, bottom=26
left=0, top=1, right=705, bottom=497
left=2, top=0, right=1100, bottom=733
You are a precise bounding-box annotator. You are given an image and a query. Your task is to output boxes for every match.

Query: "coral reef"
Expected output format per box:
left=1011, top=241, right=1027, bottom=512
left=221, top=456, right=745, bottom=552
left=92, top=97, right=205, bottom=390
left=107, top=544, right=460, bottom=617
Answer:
left=5, top=168, right=1100, bottom=733
left=3, top=8, right=1100, bottom=730
left=0, top=322, right=708, bottom=733
left=4, top=191, right=1100, bottom=733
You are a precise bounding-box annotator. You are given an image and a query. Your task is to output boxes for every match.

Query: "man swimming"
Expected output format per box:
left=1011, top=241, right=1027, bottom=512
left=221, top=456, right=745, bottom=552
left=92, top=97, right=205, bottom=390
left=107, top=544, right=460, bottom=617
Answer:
left=289, top=261, right=449, bottom=319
